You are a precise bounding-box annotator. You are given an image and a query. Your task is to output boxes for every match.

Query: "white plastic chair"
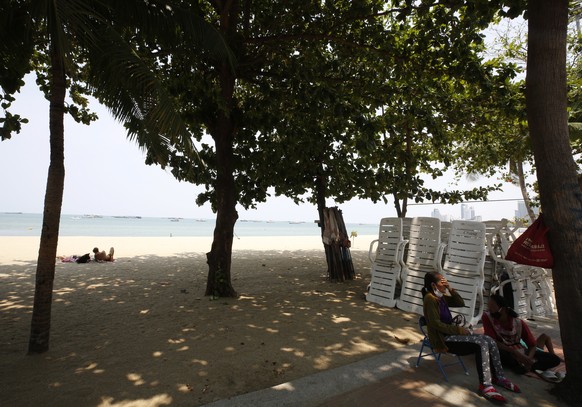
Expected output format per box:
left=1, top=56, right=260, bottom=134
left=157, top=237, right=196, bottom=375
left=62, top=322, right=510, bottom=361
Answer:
left=440, top=221, right=452, bottom=245
left=397, top=217, right=443, bottom=315
left=401, top=217, right=413, bottom=264
left=441, top=220, right=487, bottom=327
left=366, top=217, right=407, bottom=307
left=438, top=221, right=452, bottom=267
left=485, top=219, right=555, bottom=318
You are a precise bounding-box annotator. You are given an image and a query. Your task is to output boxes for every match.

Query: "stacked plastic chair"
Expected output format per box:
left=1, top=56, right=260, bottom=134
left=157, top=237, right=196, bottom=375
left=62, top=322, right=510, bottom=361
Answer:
left=485, top=219, right=555, bottom=318
left=397, top=217, right=443, bottom=315
left=441, top=220, right=487, bottom=327
left=366, top=217, right=407, bottom=308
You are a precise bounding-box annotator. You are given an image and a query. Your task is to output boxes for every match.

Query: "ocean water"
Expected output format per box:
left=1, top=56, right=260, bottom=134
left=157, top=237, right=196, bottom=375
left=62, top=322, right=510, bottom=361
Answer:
left=0, top=212, right=378, bottom=237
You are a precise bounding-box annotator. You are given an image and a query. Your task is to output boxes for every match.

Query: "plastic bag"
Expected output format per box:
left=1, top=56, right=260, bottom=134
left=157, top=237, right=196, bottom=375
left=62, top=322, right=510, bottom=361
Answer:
left=505, top=214, right=553, bottom=268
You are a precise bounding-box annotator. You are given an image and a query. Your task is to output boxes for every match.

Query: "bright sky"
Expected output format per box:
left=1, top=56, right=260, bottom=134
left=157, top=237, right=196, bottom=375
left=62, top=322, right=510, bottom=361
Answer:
left=0, top=76, right=526, bottom=224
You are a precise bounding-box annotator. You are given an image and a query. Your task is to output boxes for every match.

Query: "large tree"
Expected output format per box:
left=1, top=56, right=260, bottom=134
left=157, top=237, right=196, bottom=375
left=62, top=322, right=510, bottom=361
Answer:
left=162, top=0, right=397, bottom=297
left=0, top=0, right=227, bottom=353
left=155, top=1, right=523, bottom=296
left=526, top=0, right=581, bottom=401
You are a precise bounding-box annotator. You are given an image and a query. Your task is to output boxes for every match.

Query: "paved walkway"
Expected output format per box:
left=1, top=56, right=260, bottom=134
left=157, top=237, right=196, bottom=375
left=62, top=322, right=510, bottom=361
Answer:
left=203, top=316, right=568, bottom=407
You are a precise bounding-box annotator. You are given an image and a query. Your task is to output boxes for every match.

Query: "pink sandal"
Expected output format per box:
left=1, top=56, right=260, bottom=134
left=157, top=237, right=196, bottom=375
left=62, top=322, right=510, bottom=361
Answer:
left=493, top=377, right=521, bottom=393
left=479, top=384, right=507, bottom=403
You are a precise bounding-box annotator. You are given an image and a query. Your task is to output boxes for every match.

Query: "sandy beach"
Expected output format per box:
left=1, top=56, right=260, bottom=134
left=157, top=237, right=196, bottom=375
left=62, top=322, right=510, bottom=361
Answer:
left=0, top=234, right=428, bottom=406
left=0, top=235, right=377, bottom=265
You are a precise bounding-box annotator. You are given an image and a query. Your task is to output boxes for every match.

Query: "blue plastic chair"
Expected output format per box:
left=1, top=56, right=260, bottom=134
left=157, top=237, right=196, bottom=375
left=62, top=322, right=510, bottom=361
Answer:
left=416, top=316, right=469, bottom=381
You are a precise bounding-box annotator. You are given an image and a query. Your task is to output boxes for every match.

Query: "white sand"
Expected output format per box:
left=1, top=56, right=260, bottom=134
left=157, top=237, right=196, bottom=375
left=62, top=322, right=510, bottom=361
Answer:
left=0, top=235, right=378, bottom=265
left=0, top=234, right=423, bottom=407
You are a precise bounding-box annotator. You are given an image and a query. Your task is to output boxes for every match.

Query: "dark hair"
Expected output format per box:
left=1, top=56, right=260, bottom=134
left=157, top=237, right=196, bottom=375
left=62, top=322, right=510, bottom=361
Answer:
left=489, top=293, right=519, bottom=318
left=422, top=271, right=441, bottom=298
left=92, top=247, right=99, bottom=253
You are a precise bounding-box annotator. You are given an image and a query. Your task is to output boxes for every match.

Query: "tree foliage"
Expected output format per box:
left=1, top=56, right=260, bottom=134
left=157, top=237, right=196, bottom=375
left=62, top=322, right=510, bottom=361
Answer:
left=121, top=0, right=530, bottom=298
left=157, top=1, right=522, bottom=215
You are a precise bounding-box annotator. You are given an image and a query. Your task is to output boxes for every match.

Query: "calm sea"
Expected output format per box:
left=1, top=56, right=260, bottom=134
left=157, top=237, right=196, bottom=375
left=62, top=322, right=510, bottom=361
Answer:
left=0, top=212, right=378, bottom=237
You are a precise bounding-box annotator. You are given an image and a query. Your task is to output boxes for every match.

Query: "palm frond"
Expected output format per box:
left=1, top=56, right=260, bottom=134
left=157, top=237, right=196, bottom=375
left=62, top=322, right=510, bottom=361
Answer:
left=74, top=1, right=235, bottom=165
left=102, top=0, right=235, bottom=67
left=83, top=23, right=198, bottom=164
left=64, top=1, right=232, bottom=166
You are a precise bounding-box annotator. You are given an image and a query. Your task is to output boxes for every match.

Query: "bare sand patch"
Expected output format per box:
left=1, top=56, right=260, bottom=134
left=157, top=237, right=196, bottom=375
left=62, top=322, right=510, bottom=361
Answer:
left=0, top=236, right=421, bottom=406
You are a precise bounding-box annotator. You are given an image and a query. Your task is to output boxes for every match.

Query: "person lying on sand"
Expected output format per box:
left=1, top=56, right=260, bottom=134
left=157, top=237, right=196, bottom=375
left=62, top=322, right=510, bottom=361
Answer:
left=57, top=255, right=80, bottom=263
left=93, top=247, right=114, bottom=262
left=57, top=253, right=91, bottom=263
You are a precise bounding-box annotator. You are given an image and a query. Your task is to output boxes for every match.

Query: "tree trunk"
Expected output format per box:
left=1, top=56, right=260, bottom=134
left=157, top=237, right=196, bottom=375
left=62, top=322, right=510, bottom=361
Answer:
left=393, top=196, right=408, bottom=218
left=526, top=1, right=582, bottom=401
left=515, top=160, right=536, bottom=222
left=401, top=197, right=408, bottom=218
left=28, top=40, right=66, bottom=354
left=205, top=3, right=238, bottom=298
left=394, top=128, right=413, bottom=218
left=393, top=195, right=403, bottom=217
left=205, top=117, right=238, bottom=297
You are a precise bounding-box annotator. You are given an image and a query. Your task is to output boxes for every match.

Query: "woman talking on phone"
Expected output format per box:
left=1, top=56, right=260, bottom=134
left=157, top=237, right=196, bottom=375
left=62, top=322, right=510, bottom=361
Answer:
left=422, top=271, right=520, bottom=403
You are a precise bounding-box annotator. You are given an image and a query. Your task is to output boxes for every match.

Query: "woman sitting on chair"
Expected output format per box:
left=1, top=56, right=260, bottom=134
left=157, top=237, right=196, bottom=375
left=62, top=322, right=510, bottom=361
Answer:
left=422, top=271, right=520, bottom=403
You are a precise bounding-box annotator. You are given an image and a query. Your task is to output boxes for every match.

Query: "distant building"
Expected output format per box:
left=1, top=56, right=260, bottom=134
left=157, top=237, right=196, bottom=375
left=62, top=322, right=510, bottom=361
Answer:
left=431, top=208, right=452, bottom=221
left=515, top=201, right=528, bottom=219
left=461, top=204, right=468, bottom=219
left=515, top=201, right=539, bottom=219
left=461, top=204, right=477, bottom=220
